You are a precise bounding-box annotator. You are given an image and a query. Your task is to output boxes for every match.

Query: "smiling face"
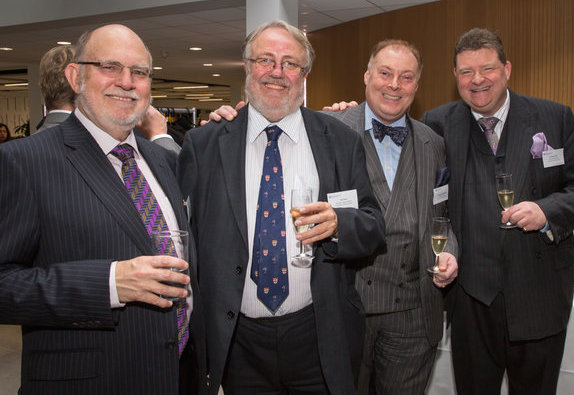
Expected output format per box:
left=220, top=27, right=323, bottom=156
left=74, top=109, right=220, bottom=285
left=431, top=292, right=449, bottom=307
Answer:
left=364, top=45, right=420, bottom=125
left=244, top=27, right=308, bottom=122
left=0, top=126, right=7, bottom=142
left=66, top=25, right=151, bottom=141
left=454, top=48, right=511, bottom=116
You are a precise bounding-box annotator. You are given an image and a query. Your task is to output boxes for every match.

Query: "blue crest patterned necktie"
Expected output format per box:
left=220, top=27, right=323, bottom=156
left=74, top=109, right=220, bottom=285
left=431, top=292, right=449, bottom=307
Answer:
left=250, top=126, right=289, bottom=312
left=111, top=144, right=189, bottom=354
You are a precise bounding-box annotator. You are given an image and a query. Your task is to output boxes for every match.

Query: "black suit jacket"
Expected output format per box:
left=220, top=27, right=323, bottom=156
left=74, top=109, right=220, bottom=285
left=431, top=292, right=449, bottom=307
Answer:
left=422, top=91, right=574, bottom=341
left=178, top=105, right=386, bottom=395
left=0, top=114, right=206, bottom=394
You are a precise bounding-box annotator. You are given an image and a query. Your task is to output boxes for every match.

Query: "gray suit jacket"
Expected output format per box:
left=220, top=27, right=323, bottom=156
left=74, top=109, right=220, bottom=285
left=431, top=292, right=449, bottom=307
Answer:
left=0, top=114, right=206, bottom=394
left=178, top=105, right=386, bottom=395
left=36, top=111, right=71, bottom=133
left=422, top=91, right=574, bottom=341
left=329, top=102, right=457, bottom=345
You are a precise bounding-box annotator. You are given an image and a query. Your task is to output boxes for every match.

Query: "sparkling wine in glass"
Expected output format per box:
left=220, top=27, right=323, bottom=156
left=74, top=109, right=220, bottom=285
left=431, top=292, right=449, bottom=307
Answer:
left=496, top=173, right=517, bottom=229
left=428, top=217, right=449, bottom=274
left=290, top=188, right=314, bottom=268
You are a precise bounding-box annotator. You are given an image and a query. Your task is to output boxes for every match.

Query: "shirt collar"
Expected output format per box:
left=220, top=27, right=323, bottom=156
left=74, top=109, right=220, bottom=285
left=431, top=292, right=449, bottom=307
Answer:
left=247, top=105, right=302, bottom=144
left=74, top=108, right=140, bottom=158
left=365, top=102, right=407, bottom=131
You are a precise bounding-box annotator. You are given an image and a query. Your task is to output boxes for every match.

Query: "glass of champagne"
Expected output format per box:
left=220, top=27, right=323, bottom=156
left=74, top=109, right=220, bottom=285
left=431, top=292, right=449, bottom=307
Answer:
left=428, top=217, right=449, bottom=274
left=290, top=188, right=314, bottom=268
left=496, top=173, right=517, bottom=229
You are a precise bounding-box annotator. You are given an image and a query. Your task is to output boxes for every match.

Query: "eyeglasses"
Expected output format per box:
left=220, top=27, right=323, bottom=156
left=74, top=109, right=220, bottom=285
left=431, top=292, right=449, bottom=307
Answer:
left=76, top=61, right=153, bottom=80
left=245, top=57, right=306, bottom=74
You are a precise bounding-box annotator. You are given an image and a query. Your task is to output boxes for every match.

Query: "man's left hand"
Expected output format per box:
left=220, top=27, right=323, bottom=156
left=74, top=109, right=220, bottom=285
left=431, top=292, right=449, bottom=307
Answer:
left=137, top=106, right=168, bottom=139
left=294, top=201, right=338, bottom=244
left=433, top=252, right=458, bottom=288
left=501, top=201, right=547, bottom=232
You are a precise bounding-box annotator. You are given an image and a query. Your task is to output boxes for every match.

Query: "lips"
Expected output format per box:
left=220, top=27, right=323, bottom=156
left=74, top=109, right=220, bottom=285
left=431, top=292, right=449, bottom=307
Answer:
left=264, top=82, right=286, bottom=90
left=382, top=93, right=401, bottom=100
left=471, top=86, right=491, bottom=93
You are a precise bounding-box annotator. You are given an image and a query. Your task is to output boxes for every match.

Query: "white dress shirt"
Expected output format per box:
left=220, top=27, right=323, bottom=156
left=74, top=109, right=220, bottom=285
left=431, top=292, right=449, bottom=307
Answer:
left=241, top=106, right=320, bottom=318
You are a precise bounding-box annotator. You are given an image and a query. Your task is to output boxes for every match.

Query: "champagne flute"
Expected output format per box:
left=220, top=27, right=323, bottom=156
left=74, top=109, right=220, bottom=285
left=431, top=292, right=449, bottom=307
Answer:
left=428, top=217, right=449, bottom=274
left=496, top=173, right=517, bottom=229
left=290, top=188, right=314, bottom=268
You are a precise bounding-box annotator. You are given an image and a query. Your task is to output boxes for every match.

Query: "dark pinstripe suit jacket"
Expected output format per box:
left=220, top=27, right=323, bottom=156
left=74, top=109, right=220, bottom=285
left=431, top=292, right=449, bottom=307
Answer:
left=329, top=102, right=457, bottom=346
left=178, top=105, right=386, bottom=395
left=0, top=114, right=206, bottom=394
left=422, top=91, right=574, bottom=341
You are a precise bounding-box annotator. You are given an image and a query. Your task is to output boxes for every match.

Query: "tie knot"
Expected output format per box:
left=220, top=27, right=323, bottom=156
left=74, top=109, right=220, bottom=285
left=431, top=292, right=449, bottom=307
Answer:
left=372, top=119, right=408, bottom=146
left=265, top=126, right=283, bottom=142
left=478, top=117, right=499, bottom=133
left=111, top=144, right=135, bottom=162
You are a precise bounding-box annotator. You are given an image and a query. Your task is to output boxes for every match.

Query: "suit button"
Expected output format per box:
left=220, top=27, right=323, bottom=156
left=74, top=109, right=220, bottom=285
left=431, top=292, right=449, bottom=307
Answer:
left=398, top=283, right=404, bottom=288
left=227, top=311, right=235, bottom=320
left=166, top=340, right=177, bottom=349
left=535, top=252, right=542, bottom=259
left=531, top=187, right=537, bottom=195
left=400, top=263, right=406, bottom=269
left=235, top=265, right=243, bottom=275
left=395, top=298, right=401, bottom=303
left=367, top=280, right=372, bottom=285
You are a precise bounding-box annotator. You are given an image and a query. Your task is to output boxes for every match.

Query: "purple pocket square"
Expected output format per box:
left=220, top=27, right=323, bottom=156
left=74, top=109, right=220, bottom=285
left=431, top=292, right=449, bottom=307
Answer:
left=530, top=132, right=553, bottom=159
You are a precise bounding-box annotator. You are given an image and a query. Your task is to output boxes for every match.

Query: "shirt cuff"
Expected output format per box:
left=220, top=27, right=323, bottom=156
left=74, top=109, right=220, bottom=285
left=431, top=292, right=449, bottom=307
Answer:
left=110, top=261, right=126, bottom=308
left=150, top=134, right=174, bottom=142
left=540, top=221, right=550, bottom=233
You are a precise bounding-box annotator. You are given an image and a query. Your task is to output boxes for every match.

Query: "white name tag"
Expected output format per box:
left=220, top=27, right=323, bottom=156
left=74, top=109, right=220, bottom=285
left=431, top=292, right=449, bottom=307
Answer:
left=327, top=189, right=359, bottom=209
left=433, top=184, right=449, bottom=205
left=542, top=148, right=564, bottom=168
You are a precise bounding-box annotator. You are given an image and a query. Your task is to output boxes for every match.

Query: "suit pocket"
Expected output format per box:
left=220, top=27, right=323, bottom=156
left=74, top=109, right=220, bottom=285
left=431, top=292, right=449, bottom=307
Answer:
left=27, top=349, right=101, bottom=381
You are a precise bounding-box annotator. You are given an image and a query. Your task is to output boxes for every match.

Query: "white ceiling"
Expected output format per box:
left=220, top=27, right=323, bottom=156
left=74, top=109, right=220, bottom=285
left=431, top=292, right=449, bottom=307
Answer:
left=0, top=0, right=436, bottom=105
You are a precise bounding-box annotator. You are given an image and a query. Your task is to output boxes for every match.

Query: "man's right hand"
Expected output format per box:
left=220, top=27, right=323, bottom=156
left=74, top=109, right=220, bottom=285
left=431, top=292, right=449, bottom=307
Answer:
left=200, top=101, right=246, bottom=125
left=116, top=255, right=189, bottom=308
left=322, top=101, right=358, bottom=112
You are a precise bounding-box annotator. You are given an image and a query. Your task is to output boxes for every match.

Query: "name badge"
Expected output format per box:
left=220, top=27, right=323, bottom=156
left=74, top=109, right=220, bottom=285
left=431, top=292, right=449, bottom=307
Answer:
left=542, top=148, right=564, bottom=168
left=433, top=185, right=449, bottom=205
left=327, top=189, right=359, bottom=209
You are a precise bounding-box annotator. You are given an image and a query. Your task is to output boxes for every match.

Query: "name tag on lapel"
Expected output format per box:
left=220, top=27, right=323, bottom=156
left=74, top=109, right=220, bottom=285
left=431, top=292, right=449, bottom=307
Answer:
left=327, top=189, right=358, bottom=208
left=542, top=148, right=564, bottom=168
left=433, top=185, right=448, bottom=205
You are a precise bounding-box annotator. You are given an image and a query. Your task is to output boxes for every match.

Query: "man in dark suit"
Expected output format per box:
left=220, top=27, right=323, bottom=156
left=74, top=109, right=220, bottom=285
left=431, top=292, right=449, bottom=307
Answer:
left=178, top=21, right=386, bottom=395
left=326, top=40, right=458, bottom=395
left=421, top=28, right=574, bottom=394
left=0, top=24, right=205, bottom=394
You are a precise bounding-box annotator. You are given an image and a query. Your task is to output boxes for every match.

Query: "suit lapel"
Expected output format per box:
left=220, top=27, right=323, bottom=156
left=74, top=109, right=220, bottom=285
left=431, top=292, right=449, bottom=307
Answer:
left=219, top=109, right=249, bottom=248
left=410, top=118, right=434, bottom=243
left=63, top=115, right=154, bottom=255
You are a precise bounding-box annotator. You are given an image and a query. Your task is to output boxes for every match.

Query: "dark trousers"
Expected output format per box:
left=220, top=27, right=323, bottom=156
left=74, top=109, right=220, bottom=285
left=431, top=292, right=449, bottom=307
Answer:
left=357, top=307, right=436, bottom=395
left=451, top=287, right=567, bottom=395
left=179, top=336, right=199, bottom=395
left=222, top=304, right=329, bottom=395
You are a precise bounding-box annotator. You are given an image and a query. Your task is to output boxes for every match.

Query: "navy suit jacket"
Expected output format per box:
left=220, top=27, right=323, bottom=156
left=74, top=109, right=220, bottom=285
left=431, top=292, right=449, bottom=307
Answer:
left=0, top=114, right=206, bottom=394
left=178, top=105, right=386, bottom=395
left=422, top=91, right=574, bottom=341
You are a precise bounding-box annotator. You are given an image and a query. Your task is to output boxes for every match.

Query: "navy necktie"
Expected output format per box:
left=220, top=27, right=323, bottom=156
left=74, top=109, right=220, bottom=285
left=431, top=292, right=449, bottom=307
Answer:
left=372, top=119, right=408, bottom=146
left=250, top=126, right=289, bottom=312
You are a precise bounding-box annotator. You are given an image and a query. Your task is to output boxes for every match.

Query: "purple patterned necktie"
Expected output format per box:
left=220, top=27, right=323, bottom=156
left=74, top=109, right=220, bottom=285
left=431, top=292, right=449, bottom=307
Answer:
left=250, top=126, right=289, bottom=312
left=478, top=117, right=500, bottom=154
left=111, top=144, right=189, bottom=355
left=372, top=119, right=408, bottom=146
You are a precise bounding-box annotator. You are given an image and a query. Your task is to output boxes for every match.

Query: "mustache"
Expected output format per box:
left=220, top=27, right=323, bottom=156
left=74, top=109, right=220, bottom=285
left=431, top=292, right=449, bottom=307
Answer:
left=103, top=90, right=141, bottom=100
left=260, top=77, right=292, bottom=89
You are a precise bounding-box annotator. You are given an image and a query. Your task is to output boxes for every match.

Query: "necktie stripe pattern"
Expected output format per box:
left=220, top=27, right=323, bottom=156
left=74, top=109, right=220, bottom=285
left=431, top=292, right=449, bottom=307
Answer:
left=250, top=126, right=289, bottom=312
left=372, top=119, right=408, bottom=146
left=111, top=144, right=189, bottom=354
left=478, top=117, right=500, bottom=154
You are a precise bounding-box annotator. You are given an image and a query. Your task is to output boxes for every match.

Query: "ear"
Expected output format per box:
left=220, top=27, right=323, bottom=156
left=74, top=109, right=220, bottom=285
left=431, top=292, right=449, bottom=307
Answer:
left=504, top=61, right=512, bottom=80
left=364, top=69, right=370, bottom=86
left=65, top=63, right=81, bottom=94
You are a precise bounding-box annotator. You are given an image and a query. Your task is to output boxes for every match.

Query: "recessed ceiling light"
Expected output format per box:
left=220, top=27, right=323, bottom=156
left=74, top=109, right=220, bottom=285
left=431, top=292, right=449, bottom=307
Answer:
left=203, top=63, right=213, bottom=67
left=0, top=47, right=13, bottom=51
left=5, top=82, right=28, bottom=87
left=151, top=95, right=167, bottom=98
left=212, top=73, right=221, bottom=77
left=57, top=41, right=71, bottom=45
left=185, top=93, right=213, bottom=97
left=199, top=98, right=223, bottom=102
left=189, top=47, right=202, bottom=51
left=153, top=66, right=163, bottom=70
left=173, top=85, right=209, bottom=90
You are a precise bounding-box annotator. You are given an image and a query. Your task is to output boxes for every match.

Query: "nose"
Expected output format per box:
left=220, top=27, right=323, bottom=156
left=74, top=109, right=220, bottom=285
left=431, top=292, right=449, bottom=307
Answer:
left=269, top=62, right=284, bottom=77
left=115, top=67, right=136, bottom=88
left=471, top=72, right=485, bottom=85
left=389, top=76, right=400, bottom=89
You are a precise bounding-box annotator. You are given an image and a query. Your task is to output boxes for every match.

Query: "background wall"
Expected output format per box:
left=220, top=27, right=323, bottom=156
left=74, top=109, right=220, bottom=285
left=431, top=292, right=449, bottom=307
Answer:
left=306, top=0, right=574, bottom=117
left=0, top=92, right=29, bottom=138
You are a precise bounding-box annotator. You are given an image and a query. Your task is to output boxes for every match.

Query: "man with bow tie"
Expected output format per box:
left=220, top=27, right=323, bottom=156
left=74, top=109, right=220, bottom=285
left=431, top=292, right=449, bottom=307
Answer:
left=323, top=39, right=459, bottom=394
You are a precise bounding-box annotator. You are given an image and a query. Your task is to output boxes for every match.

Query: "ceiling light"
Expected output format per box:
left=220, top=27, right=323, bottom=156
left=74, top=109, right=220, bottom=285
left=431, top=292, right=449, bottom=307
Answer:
left=212, top=73, right=221, bottom=77
left=153, top=66, right=163, bottom=70
left=57, top=41, right=71, bottom=45
left=203, top=63, right=213, bottom=67
left=189, top=47, right=202, bottom=51
left=199, top=98, right=223, bottom=102
left=0, top=47, right=13, bottom=51
left=185, top=93, right=213, bottom=97
left=151, top=95, right=167, bottom=98
left=5, top=82, right=28, bottom=87
left=173, top=85, right=209, bottom=90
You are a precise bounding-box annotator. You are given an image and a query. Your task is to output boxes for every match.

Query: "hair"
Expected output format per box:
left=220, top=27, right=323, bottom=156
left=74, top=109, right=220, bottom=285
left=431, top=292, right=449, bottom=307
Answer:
left=0, top=122, right=11, bottom=141
left=454, top=28, right=507, bottom=67
left=242, top=20, right=315, bottom=73
left=39, top=46, right=76, bottom=111
left=367, top=39, right=423, bottom=78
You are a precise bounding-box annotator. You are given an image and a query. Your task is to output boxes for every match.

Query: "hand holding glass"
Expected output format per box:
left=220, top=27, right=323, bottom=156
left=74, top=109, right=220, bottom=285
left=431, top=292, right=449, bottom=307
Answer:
left=496, top=173, right=516, bottom=229
left=428, top=217, right=449, bottom=274
left=151, top=230, right=189, bottom=301
left=290, top=189, right=314, bottom=268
